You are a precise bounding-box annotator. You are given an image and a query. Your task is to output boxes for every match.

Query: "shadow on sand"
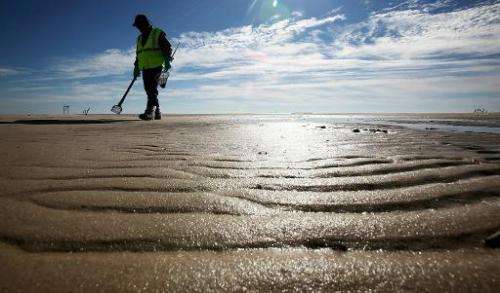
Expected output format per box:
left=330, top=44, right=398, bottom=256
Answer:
left=0, top=119, right=137, bottom=125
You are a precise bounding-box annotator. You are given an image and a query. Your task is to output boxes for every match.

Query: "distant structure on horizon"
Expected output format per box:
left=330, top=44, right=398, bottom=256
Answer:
left=83, top=107, right=91, bottom=116
left=473, top=107, right=488, bottom=114
left=63, top=105, right=70, bottom=115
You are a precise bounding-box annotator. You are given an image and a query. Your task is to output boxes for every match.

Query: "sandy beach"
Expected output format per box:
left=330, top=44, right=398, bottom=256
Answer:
left=0, top=113, right=499, bottom=292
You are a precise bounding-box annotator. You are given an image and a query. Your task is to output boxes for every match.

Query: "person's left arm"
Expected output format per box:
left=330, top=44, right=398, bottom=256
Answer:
left=158, top=32, right=172, bottom=68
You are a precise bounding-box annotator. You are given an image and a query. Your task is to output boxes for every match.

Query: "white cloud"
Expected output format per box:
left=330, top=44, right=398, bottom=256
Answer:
left=53, top=48, right=135, bottom=79
left=335, top=3, right=500, bottom=59
left=291, top=11, right=303, bottom=18
left=165, top=2, right=500, bottom=111
left=0, top=67, right=21, bottom=76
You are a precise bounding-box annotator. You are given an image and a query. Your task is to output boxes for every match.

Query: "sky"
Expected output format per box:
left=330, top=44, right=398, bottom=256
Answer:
left=0, top=0, right=499, bottom=114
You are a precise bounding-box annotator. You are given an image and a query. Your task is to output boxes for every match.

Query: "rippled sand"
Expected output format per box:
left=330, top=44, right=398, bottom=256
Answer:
left=0, top=114, right=499, bottom=292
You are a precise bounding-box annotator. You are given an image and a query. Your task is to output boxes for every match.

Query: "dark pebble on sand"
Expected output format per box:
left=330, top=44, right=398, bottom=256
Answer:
left=258, top=151, right=268, bottom=155
left=318, top=125, right=327, bottom=129
left=353, top=128, right=387, bottom=134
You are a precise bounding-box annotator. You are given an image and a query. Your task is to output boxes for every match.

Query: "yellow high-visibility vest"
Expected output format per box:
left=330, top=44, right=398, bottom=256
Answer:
left=136, top=27, right=165, bottom=70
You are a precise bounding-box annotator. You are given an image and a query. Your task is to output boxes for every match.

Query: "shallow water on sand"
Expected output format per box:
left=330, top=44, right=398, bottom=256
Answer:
left=291, top=113, right=500, bottom=133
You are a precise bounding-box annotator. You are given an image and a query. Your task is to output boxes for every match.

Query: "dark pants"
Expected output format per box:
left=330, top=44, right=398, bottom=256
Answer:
left=142, top=66, right=162, bottom=111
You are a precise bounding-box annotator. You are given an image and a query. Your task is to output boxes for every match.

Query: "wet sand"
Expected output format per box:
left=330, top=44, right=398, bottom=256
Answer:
left=0, top=114, right=499, bottom=292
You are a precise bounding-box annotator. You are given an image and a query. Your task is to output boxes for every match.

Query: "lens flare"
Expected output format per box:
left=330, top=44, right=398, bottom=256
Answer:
left=248, top=0, right=291, bottom=23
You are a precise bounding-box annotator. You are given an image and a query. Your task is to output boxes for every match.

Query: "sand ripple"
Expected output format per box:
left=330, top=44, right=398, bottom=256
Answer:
left=1, top=114, right=499, bottom=291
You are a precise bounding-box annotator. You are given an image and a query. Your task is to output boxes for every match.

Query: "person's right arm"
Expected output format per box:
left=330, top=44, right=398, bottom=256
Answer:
left=133, top=35, right=141, bottom=78
left=133, top=58, right=140, bottom=78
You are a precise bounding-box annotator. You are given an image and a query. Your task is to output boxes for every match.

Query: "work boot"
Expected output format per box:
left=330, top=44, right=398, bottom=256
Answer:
left=154, top=108, right=162, bottom=120
left=139, top=109, right=153, bottom=121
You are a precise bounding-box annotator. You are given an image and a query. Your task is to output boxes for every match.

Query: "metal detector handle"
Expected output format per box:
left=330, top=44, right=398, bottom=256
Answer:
left=117, top=76, right=137, bottom=107
left=160, top=42, right=180, bottom=86
left=165, top=42, right=180, bottom=70
left=171, top=42, right=180, bottom=60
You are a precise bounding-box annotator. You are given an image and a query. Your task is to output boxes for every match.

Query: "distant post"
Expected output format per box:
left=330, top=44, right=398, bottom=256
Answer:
left=63, top=105, right=70, bottom=115
left=83, top=107, right=91, bottom=116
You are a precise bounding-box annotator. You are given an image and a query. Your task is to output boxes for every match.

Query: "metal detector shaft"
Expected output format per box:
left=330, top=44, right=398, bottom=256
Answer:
left=117, top=76, right=137, bottom=107
left=162, top=43, right=180, bottom=85
left=171, top=43, right=180, bottom=59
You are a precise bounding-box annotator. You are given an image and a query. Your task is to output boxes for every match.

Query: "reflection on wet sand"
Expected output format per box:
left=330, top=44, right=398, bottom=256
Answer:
left=0, top=113, right=499, bottom=291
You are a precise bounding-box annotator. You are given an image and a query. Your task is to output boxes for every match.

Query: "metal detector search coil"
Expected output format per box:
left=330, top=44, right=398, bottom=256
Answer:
left=110, top=76, right=137, bottom=114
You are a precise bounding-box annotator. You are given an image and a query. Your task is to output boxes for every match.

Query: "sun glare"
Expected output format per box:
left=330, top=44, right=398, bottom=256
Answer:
left=248, top=0, right=291, bottom=23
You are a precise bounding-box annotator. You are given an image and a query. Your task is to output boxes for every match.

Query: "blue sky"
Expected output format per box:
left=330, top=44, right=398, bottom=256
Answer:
left=0, top=0, right=499, bottom=114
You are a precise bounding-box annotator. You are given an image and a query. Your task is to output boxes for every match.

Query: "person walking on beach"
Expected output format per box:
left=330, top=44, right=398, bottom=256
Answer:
left=132, top=14, right=172, bottom=120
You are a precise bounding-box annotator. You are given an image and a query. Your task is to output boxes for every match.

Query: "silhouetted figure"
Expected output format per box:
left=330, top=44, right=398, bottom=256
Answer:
left=133, top=14, right=172, bottom=120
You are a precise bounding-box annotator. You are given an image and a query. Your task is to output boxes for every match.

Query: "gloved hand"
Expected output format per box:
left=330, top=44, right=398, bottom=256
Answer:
left=133, top=66, right=140, bottom=78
